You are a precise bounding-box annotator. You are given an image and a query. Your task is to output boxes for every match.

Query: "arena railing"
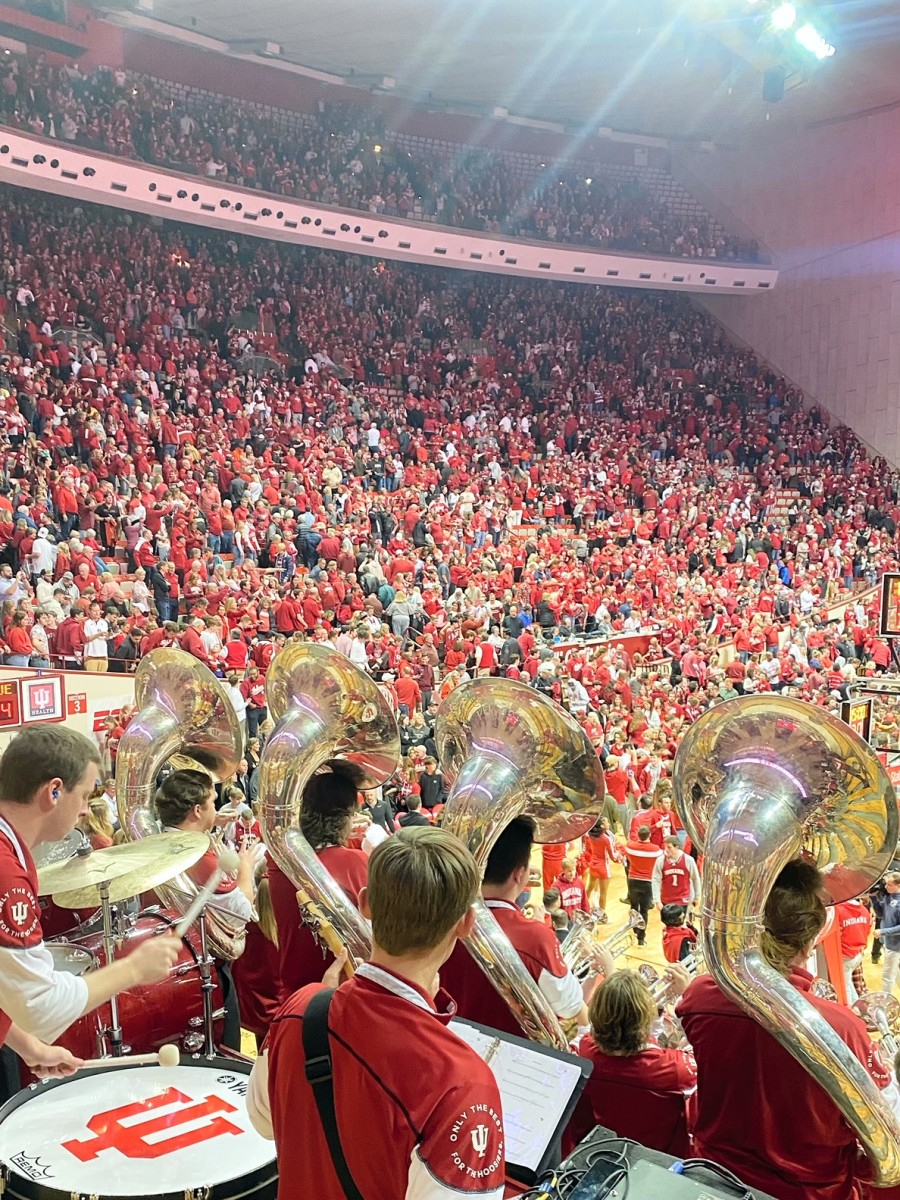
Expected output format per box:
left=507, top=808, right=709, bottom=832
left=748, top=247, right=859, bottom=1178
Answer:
left=0, top=129, right=778, bottom=296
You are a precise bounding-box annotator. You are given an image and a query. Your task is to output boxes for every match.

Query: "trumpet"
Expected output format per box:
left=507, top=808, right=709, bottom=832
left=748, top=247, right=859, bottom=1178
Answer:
left=852, top=992, right=900, bottom=1061
left=561, top=909, right=645, bottom=979
left=638, top=948, right=705, bottom=1008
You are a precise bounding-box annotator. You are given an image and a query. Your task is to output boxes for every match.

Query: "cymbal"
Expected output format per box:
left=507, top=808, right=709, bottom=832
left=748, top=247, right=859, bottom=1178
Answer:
left=39, top=832, right=209, bottom=909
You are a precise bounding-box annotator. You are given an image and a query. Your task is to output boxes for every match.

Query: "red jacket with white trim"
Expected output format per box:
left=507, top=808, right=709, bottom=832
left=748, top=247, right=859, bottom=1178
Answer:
left=251, top=964, right=505, bottom=1199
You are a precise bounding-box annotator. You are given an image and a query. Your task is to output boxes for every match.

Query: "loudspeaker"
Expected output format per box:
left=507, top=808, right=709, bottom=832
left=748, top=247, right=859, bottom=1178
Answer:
left=762, top=66, right=786, bottom=103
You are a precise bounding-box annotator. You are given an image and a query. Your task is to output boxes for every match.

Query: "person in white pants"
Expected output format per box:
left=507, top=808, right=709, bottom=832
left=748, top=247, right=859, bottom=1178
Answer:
left=875, top=873, right=900, bottom=993
left=835, top=897, right=872, bottom=1005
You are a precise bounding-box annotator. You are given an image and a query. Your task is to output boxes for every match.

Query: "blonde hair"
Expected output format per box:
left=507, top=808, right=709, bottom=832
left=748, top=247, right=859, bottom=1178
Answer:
left=84, top=800, right=115, bottom=843
left=255, top=867, right=278, bottom=948
left=367, top=827, right=478, bottom=956
left=589, top=970, right=657, bottom=1055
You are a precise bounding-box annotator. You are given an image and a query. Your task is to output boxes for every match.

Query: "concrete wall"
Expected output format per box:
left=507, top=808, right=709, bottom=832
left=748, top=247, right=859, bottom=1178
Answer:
left=675, top=107, right=900, bottom=463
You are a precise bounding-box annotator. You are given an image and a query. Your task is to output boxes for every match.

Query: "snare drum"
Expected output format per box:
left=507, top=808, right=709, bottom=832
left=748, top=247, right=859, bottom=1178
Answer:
left=0, top=1058, right=277, bottom=1200
left=52, top=909, right=223, bottom=1059
left=45, top=945, right=95, bottom=976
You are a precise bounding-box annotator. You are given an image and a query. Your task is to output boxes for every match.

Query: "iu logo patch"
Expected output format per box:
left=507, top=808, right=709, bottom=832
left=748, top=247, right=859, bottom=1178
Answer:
left=470, top=1124, right=489, bottom=1158
left=62, top=1089, right=242, bottom=1161
left=0, top=888, right=40, bottom=942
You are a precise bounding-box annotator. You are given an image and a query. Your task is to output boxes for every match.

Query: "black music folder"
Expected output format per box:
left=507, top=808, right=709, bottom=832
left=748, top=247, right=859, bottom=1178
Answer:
left=450, top=1016, right=592, bottom=1185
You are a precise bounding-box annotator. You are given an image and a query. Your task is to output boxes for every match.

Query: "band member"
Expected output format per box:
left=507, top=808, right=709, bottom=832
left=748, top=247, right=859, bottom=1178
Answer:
left=678, top=859, right=893, bottom=1200
left=652, top=835, right=701, bottom=911
left=248, top=828, right=505, bottom=1199
left=153, top=768, right=257, bottom=1050
left=0, top=728, right=180, bottom=1047
left=232, top=862, right=281, bottom=1050
left=267, top=763, right=368, bottom=999
left=572, top=968, right=696, bottom=1155
left=440, top=818, right=595, bottom=1035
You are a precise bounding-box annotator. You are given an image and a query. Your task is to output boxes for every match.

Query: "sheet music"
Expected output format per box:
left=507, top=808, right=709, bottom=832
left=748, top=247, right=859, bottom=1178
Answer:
left=450, top=1019, right=584, bottom=1172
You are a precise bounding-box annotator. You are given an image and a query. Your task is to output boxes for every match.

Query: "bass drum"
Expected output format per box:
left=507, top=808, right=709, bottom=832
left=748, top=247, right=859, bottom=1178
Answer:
left=51, top=909, right=223, bottom=1061
left=0, top=1057, right=277, bottom=1200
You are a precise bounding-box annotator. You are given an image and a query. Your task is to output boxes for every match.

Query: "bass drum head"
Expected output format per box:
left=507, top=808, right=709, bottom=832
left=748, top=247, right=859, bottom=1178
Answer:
left=0, top=1058, right=277, bottom=1200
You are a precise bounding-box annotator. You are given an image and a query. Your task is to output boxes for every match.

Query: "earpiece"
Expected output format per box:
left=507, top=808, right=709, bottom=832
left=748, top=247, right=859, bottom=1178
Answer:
left=52, top=789, right=59, bottom=799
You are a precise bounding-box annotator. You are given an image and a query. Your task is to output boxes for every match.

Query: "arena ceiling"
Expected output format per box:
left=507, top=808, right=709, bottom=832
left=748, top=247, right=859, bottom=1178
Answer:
left=148, top=0, right=900, bottom=141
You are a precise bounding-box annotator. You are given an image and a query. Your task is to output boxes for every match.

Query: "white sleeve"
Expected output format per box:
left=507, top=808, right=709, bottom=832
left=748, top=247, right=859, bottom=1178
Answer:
left=209, top=885, right=257, bottom=924
left=537, top=964, right=584, bottom=1020
left=651, top=855, right=664, bottom=906
left=0, top=944, right=89, bottom=1042
left=247, top=1050, right=273, bottom=1139
left=406, top=1150, right=503, bottom=1200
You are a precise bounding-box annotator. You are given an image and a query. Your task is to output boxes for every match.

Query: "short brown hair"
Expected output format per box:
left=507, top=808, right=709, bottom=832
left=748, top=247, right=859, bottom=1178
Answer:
left=761, top=858, right=826, bottom=975
left=0, top=726, right=100, bottom=803
left=367, top=827, right=478, bottom=956
left=153, top=769, right=214, bottom=827
left=589, top=970, right=657, bottom=1055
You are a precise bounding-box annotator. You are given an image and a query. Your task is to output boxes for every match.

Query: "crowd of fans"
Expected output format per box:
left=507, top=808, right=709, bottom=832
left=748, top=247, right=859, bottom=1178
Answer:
left=0, top=50, right=759, bottom=261
left=0, top=183, right=899, bottom=815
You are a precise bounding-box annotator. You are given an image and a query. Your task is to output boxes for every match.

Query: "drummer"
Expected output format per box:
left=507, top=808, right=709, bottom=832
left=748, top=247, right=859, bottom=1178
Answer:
left=0, top=728, right=181, bottom=1058
left=153, top=768, right=257, bottom=1050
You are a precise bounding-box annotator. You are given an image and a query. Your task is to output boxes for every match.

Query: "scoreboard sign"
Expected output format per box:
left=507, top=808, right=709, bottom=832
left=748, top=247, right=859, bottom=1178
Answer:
left=0, top=679, right=21, bottom=728
left=842, top=697, right=873, bottom=745
left=881, top=573, right=900, bottom=639
left=21, top=675, right=65, bottom=724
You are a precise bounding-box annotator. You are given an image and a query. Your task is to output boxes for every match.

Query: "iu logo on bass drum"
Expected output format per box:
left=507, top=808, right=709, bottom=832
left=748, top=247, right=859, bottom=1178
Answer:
left=63, top=1089, right=242, bottom=1161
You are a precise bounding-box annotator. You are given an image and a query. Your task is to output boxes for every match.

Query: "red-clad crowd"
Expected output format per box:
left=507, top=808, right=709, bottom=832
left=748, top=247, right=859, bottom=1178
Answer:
left=0, top=49, right=759, bottom=261
left=0, top=184, right=898, bottom=796
left=0, top=147, right=895, bottom=1200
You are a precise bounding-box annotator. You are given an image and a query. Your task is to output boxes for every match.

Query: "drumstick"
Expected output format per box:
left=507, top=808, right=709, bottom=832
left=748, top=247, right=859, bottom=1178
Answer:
left=79, top=1044, right=180, bottom=1070
left=174, top=846, right=240, bottom=937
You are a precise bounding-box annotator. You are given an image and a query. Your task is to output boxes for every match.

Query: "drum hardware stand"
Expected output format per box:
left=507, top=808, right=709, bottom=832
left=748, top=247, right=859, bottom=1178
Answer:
left=99, top=881, right=125, bottom=1057
left=197, top=910, right=217, bottom=1058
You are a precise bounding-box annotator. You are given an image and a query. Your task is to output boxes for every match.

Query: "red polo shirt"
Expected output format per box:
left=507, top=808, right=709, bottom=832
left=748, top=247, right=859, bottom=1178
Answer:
left=263, top=964, right=504, bottom=1199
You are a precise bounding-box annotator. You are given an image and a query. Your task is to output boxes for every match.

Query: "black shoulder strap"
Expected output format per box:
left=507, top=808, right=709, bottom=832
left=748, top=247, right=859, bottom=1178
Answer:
left=302, top=988, right=366, bottom=1200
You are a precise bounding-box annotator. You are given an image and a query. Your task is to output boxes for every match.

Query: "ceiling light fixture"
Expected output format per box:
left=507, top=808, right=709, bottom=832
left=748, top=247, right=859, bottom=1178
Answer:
left=794, top=22, right=836, bottom=58
left=770, top=2, right=796, bottom=31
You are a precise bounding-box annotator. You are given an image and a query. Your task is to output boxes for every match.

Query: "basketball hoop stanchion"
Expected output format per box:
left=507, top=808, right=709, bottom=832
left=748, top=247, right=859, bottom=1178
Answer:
left=820, top=916, right=849, bottom=1007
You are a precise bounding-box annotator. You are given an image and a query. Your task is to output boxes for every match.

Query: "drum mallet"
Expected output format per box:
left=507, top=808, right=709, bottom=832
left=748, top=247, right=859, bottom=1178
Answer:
left=174, top=846, right=240, bottom=938
left=79, top=1044, right=180, bottom=1070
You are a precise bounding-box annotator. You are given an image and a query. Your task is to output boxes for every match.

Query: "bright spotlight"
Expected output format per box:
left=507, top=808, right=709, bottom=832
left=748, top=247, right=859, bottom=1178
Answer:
left=770, top=2, right=796, bottom=31
left=795, top=22, right=836, bottom=58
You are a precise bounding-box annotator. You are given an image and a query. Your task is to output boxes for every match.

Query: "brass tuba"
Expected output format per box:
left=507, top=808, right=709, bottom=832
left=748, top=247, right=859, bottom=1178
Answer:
left=674, top=693, right=900, bottom=1186
left=116, top=647, right=245, bottom=959
left=437, top=678, right=604, bottom=1049
left=258, top=643, right=400, bottom=969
